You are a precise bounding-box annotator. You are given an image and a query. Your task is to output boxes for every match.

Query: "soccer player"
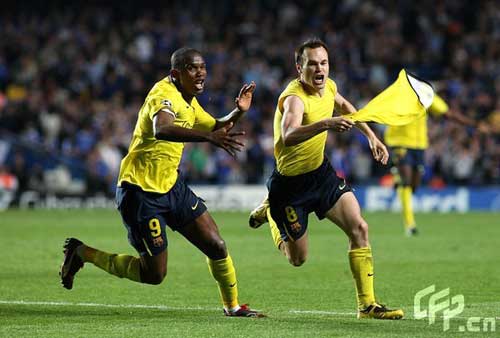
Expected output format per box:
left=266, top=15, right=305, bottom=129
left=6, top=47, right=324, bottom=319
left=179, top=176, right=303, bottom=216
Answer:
left=60, top=47, right=264, bottom=318
left=385, top=92, right=489, bottom=236
left=249, top=38, right=404, bottom=319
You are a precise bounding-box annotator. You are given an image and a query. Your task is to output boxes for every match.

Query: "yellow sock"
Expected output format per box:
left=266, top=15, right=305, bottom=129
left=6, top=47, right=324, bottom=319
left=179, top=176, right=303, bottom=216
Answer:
left=266, top=208, right=283, bottom=250
left=87, top=249, right=142, bottom=283
left=397, top=186, right=416, bottom=229
left=206, top=255, right=239, bottom=309
left=348, top=247, right=376, bottom=309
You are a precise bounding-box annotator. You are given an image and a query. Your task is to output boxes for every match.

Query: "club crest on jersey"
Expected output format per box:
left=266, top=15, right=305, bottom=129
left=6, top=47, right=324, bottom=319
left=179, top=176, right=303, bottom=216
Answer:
left=161, top=99, right=173, bottom=108
left=290, top=222, right=301, bottom=233
left=152, top=237, right=164, bottom=247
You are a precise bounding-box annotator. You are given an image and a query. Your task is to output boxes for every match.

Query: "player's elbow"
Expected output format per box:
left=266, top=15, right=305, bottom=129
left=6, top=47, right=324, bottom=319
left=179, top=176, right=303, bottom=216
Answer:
left=154, top=126, right=177, bottom=141
left=153, top=126, right=162, bottom=140
left=154, top=127, right=167, bottom=140
left=282, top=134, right=298, bottom=147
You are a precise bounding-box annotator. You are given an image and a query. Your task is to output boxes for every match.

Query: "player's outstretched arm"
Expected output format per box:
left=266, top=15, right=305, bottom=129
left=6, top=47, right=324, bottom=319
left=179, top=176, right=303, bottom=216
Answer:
left=431, top=94, right=492, bottom=134
left=154, top=111, right=244, bottom=156
left=154, top=110, right=212, bottom=142
left=213, top=81, right=256, bottom=130
left=446, top=108, right=492, bottom=134
left=208, top=122, right=245, bottom=157
left=334, top=92, right=389, bottom=164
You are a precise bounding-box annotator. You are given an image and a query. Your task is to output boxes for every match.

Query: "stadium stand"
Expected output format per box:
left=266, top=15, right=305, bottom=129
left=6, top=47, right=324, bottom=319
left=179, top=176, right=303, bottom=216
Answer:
left=0, top=1, right=498, bottom=204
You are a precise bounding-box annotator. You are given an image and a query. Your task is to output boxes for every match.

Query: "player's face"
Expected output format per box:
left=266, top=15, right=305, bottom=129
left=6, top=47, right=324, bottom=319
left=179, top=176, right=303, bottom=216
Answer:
left=298, top=47, right=329, bottom=92
left=178, top=54, right=207, bottom=96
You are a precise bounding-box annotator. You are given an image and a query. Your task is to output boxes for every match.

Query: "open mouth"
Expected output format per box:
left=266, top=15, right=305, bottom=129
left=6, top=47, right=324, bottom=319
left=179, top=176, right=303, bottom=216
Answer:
left=194, top=79, right=205, bottom=90
left=313, top=74, right=324, bottom=85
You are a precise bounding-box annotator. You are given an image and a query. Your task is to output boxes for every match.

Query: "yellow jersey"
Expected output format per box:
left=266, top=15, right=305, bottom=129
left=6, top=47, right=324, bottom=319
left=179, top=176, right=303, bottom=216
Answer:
left=274, top=78, right=337, bottom=176
left=384, top=94, right=449, bottom=149
left=118, top=76, right=216, bottom=193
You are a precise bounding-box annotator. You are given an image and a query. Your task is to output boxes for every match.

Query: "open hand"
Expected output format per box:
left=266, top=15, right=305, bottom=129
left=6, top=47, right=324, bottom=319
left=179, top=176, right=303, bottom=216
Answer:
left=477, top=121, right=492, bottom=134
left=235, top=81, right=256, bottom=112
left=209, top=122, right=245, bottom=157
left=368, top=136, right=389, bottom=165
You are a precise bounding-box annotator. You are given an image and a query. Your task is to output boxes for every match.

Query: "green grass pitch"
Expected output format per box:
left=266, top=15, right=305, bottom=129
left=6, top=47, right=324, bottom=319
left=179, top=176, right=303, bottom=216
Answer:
left=0, top=209, right=499, bottom=337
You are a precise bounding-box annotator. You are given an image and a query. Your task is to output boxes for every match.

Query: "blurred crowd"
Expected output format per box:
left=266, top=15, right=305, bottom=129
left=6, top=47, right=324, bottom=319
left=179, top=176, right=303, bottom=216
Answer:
left=0, top=0, right=499, bottom=199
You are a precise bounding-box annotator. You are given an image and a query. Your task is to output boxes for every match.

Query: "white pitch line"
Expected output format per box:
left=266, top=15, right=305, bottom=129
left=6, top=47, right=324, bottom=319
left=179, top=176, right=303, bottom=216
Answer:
left=0, top=300, right=357, bottom=316
left=0, top=300, right=217, bottom=312
left=1, top=300, right=498, bottom=320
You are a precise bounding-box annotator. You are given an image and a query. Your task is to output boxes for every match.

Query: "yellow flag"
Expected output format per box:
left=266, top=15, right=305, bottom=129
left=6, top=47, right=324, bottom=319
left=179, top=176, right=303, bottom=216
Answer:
left=345, top=69, right=434, bottom=126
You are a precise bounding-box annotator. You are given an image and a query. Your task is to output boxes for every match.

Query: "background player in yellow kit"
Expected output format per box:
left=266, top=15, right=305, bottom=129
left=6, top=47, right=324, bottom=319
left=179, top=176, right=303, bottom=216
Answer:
left=251, top=38, right=403, bottom=320
left=385, top=92, right=490, bottom=236
left=60, top=47, right=264, bottom=318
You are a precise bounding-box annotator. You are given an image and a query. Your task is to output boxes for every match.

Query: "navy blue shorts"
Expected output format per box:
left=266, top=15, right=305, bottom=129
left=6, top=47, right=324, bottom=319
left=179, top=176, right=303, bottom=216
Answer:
left=390, top=147, right=425, bottom=172
left=266, top=158, right=352, bottom=242
left=115, top=179, right=207, bottom=256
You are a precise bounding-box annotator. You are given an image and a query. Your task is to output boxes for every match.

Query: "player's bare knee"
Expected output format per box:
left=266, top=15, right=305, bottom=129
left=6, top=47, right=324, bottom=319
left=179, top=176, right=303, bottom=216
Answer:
left=145, top=271, right=166, bottom=285
left=287, top=254, right=307, bottom=267
left=152, top=274, right=166, bottom=285
left=289, top=258, right=306, bottom=267
left=142, top=267, right=167, bottom=285
left=349, top=220, right=369, bottom=244
left=359, top=220, right=369, bottom=236
left=206, top=238, right=228, bottom=260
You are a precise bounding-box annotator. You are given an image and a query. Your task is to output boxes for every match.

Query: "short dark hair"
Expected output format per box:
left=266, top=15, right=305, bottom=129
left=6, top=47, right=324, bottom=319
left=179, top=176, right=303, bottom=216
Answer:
left=170, top=47, right=202, bottom=71
left=295, top=38, right=329, bottom=65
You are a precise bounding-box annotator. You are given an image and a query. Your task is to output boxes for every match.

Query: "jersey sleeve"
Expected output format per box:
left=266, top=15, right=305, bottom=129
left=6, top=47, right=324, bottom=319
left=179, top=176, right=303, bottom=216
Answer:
left=193, top=100, right=216, bottom=131
left=428, top=94, right=449, bottom=116
left=146, top=95, right=177, bottom=121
